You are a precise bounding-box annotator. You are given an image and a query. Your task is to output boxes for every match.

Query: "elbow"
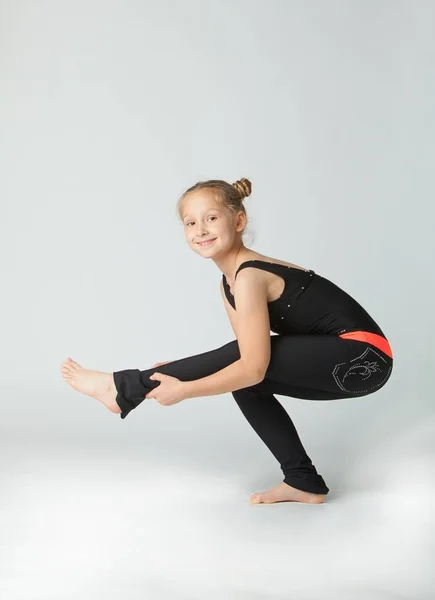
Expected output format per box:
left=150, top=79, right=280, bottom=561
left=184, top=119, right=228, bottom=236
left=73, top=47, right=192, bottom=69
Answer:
left=242, top=360, right=267, bottom=385
left=254, top=368, right=267, bottom=384
left=254, top=357, right=269, bottom=384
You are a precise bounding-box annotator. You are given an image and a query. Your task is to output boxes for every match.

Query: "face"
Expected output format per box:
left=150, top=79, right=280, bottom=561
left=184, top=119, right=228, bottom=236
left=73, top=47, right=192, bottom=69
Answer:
left=181, top=190, right=244, bottom=258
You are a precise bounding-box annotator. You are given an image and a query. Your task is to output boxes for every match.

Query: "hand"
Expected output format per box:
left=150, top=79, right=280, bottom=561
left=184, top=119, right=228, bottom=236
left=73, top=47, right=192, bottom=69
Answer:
left=145, top=373, right=186, bottom=406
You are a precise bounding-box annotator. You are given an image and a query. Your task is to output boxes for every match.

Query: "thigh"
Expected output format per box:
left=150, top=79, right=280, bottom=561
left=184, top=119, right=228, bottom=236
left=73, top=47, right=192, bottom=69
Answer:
left=250, top=334, right=393, bottom=398
left=143, top=334, right=392, bottom=398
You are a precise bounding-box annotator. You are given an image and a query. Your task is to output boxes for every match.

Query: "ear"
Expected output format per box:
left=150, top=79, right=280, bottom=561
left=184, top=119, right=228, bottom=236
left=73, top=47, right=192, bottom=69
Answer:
left=236, top=211, right=246, bottom=232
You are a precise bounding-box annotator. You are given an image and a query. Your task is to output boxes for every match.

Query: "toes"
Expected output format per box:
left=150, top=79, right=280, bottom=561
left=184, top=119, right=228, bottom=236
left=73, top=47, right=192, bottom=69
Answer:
left=64, top=358, right=78, bottom=367
left=250, top=493, right=263, bottom=504
left=61, top=364, right=73, bottom=380
left=61, top=360, right=80, bottom=373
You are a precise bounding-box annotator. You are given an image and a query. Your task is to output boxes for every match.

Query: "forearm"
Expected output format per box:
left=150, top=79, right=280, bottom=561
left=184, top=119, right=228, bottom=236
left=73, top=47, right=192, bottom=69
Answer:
left=182, top=359, right=263, bottom=399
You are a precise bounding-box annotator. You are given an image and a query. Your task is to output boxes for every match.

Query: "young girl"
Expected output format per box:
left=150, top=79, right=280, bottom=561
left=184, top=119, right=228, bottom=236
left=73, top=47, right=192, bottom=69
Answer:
left=61, top=177, right=393, bottom=505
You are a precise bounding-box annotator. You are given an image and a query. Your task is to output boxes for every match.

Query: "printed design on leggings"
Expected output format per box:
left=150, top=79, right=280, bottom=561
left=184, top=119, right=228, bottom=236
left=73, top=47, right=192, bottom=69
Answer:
left=332, top=345, right=392, bottom=393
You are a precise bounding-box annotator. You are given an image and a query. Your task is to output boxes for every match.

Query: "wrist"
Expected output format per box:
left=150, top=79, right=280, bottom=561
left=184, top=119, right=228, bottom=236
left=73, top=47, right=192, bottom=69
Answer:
left=182, top=381, right=194, bottom=400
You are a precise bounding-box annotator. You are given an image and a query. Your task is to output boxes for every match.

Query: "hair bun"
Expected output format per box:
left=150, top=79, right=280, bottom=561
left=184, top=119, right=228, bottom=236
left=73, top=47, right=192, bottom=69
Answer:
left=232, top=178, right=252, bottom=200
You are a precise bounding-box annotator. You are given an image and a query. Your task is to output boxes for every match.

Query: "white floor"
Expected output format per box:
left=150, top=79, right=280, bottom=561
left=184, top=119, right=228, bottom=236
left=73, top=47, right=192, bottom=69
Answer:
left=1, top=424, right=434, bottom=600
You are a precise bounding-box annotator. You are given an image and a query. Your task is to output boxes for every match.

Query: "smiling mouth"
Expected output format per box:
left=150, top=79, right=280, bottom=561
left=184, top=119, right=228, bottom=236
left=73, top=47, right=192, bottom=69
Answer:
left=197, top=238, right=216, bottom=246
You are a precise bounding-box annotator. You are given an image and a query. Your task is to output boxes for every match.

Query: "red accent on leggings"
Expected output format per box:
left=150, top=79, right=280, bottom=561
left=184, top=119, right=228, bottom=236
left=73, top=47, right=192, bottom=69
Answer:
left=338, top=330, right=393, bottom=359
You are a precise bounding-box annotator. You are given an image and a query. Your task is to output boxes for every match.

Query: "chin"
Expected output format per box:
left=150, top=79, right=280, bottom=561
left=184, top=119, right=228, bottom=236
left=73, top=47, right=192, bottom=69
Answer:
left=197, top=249, right=217, bottom=258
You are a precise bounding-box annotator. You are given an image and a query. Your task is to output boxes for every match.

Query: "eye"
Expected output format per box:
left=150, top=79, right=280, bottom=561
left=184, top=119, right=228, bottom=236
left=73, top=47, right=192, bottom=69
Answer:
left=185, top=215, right=217, bottom=226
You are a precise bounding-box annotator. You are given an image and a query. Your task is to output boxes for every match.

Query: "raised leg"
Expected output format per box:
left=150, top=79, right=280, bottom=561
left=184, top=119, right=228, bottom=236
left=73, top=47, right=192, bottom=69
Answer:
left=113, top=339, right=241, bottom=419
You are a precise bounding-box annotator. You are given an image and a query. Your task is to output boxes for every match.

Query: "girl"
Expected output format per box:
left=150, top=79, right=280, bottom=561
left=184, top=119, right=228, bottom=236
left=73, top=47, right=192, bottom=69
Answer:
left=61, top=177, right=393, bottom=505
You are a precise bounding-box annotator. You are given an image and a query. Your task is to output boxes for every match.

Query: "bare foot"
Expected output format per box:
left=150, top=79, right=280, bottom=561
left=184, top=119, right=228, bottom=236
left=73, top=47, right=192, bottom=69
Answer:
left=61, top=357, right=121, bottom=414
left=250, top=481, right=326, bottom=505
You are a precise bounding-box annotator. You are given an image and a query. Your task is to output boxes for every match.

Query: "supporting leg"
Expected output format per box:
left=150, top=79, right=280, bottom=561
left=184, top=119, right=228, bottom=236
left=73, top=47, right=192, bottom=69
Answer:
left=232, top=387, right=329, bottom=495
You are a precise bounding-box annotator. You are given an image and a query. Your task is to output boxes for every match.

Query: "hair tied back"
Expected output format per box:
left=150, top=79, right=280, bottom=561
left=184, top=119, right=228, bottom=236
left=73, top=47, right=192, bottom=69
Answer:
left=231, top=178, right=252, bottom=200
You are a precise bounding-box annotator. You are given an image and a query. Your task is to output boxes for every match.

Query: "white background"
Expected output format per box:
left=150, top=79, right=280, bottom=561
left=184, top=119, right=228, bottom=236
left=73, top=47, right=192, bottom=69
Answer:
left=1, top=1, right=434, bottom=598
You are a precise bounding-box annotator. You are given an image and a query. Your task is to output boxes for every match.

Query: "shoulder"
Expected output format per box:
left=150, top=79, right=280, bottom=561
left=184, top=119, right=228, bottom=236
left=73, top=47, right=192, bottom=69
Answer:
left=233, top=267, right=268, bottom=302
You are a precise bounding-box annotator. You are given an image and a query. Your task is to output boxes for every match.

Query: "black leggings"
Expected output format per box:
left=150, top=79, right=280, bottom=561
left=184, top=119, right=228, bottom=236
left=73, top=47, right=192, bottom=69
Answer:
left=113, top=334, right=393, bottom=495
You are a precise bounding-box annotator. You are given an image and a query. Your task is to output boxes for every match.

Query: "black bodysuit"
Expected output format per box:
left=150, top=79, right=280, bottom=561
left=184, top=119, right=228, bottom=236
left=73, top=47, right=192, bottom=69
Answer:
left=113, top=260, right=394, bottom=496
left=222, top=260, right=386, bottom=338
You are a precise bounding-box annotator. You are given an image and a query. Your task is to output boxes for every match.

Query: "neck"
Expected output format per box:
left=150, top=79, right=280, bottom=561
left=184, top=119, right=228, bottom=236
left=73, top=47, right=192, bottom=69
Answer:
left=214, top=244, right=257, bottom=283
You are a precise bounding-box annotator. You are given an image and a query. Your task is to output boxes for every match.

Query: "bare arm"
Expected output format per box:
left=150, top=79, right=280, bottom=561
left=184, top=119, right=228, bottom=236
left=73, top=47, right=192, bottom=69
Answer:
left=182, top=272, right=271, bottom=399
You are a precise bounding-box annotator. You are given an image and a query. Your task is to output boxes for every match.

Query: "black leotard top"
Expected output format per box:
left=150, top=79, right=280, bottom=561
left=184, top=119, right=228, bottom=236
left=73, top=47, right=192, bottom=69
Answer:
left=222, top=260, right=386, bottom=337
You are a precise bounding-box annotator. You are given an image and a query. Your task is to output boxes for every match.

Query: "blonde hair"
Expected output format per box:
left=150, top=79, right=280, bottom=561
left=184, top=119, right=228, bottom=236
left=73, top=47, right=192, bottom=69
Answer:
left=177, top=177, right=252, bottom=239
